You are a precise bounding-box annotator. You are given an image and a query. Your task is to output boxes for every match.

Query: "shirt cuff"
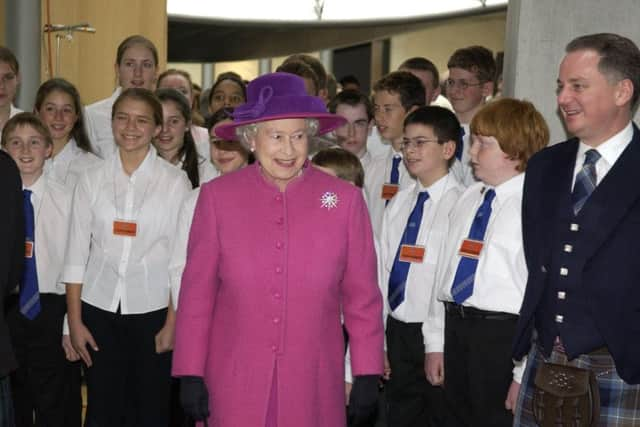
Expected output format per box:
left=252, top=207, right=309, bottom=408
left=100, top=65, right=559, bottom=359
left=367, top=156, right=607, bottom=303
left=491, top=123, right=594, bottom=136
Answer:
left=61, top=265, right=85, bottom=284
left=512, top=355, right=527, bottom=384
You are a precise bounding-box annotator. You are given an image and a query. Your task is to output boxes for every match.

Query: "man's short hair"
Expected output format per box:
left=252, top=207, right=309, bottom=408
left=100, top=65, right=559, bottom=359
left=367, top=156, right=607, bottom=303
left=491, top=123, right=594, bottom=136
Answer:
left=276, top=60, right=320, bottom=95
left=447, top=46, right=496, bottom=84
left=373, top=71, right=426, bottom=111
left=327, top=90, right=373, bottom=121
left=284, top=54, right=327, bottom=91
left=471, top=98, right=549, bottom=172
left=399, top=57, right=440, bottom=89
left=566, top=33, right=640, bottom=109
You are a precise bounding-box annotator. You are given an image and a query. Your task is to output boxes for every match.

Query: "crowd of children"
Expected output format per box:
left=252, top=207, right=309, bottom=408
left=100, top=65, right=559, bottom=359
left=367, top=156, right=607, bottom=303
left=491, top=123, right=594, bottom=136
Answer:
left=2, top=30, right=639, bottom=427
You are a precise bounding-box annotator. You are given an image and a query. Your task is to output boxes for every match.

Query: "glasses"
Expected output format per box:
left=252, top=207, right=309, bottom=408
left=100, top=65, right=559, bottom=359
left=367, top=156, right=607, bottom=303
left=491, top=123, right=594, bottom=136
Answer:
left=401, top=138, right=440, bottom=151
left=445, top=78, right=484, bottom=91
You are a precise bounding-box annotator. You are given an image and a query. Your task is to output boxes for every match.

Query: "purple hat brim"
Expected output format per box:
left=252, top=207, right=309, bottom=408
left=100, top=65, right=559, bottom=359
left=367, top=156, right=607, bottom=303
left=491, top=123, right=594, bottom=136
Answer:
left=214, top=112, right=346, bottom=141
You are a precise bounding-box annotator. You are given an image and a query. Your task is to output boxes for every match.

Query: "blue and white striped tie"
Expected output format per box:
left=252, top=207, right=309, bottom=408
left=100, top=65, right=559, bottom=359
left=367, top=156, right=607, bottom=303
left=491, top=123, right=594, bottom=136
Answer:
left=571, top=149, right=600, bottom=215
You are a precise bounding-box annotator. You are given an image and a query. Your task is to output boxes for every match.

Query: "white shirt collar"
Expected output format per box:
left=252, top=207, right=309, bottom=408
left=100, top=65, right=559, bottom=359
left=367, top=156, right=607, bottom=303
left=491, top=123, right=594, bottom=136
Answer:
left=576, top=121, right=633, bottom=168
left=24, top=172, right=46, bottom=196
left=415, top=172, right=453, bottom=204
left=488, top=173, right=524, bottom=205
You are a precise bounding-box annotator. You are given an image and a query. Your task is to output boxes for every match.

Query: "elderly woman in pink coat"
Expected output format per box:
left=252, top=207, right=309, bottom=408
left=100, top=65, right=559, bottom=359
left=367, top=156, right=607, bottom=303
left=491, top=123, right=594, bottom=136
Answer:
left=172, top=72, right=384, bottom=427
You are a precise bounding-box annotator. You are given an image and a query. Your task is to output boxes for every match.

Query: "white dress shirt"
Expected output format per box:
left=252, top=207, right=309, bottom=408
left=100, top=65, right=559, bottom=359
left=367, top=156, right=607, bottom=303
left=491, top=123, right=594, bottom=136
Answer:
left=175, top=154, right=219, bottom=186
left=191, top=125, right=211, bottom=162
left=431, top=94, right=454, bottom=112
left=44, top=138, right=103, bottom=188
left=24, top=174, right=72, bottom=295
left=450, top=124, right=477, bottom=187
left=168, top=187, right=200, bottom=306
left=85, top=88, right=121, bottom=159
left=62, top=146, right=191, bottom=314
left=425, top=174, right=527, bottom=380
left=365, top=127, right=391, bottom=159
left=572, top=121, right=632, bottom=188
left=380, top=173, right=464, bottom=327
left=364, top=146, right=415, bottom=240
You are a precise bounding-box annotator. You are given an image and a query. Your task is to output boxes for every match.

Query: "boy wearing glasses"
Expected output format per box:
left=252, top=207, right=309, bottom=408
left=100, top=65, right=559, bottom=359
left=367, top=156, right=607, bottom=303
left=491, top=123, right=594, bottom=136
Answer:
left=380, top=106, right=462, bottom=427
left=446, top=46, right=496, bottom=187
left=366, top=71, right=425, bottom=239
left=424, top=99, right=548, bottom=426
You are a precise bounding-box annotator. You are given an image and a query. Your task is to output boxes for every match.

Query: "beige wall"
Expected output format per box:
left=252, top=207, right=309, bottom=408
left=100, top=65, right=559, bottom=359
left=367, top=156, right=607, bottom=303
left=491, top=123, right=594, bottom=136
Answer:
left=40, top=0, right=167, bottom=104
left=390, top=11, right=507, bottom=80
left=0, top=0, right=4, bottom=46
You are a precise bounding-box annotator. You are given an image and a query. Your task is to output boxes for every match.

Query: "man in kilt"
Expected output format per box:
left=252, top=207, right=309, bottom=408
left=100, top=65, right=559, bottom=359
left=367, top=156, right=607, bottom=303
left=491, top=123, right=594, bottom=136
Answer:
left=513, top=32, right=640, bottom=426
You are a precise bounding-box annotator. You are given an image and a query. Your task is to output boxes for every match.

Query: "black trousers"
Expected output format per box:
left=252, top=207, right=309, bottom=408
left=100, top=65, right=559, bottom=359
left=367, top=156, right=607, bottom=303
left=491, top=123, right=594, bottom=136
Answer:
left=385, top=316, right=452, bottom=427
left=443, top=308, right=517, bottom=427
left=7, top=293, right=81, bottom=427
left=82, top=302, right=171, bottom=427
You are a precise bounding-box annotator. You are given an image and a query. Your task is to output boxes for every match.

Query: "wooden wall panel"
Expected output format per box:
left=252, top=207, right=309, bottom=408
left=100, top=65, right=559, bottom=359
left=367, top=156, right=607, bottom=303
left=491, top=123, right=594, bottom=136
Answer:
left=41, top=0, right=167, bottom=104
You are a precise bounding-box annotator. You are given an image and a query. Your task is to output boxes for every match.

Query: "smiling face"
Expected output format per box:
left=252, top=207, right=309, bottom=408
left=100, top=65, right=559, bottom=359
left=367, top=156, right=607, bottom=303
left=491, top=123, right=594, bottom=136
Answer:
left=0, top=61, right=19, bottom=110
left=557, top=49, right=632, bottom=147
left=4, top=124, right=52, bottom=183
left=469, top=134, right=519, bottom=186
left=402, top=123, right=452, bottom=187
left=334, top=103, right=371, bottom=157
left=115, top=43, right=157, bottom=90
left=36, top=89, right=78, bottom=144
left=250, top=118, right=309, bottom=191
left=155, top=100, right=188, bottom=163
left=112, top=98, right=161, bottom=156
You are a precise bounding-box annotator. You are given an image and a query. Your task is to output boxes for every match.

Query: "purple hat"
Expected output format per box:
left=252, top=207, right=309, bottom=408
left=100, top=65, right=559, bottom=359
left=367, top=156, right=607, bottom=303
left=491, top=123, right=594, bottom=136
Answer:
left=215, top=72, right=345, bottom=141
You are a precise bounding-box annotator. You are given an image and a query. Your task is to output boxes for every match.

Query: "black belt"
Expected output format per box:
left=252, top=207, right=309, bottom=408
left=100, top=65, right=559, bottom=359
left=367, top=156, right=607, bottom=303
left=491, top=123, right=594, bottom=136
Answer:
left=444, top=302, right=518, bottom=321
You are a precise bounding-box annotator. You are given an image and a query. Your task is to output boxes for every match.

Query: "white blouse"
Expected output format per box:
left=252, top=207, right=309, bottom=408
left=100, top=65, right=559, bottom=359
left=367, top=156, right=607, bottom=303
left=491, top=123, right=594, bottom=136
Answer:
left=44, top=138, right=103, bottom=188
left=62, top=146, right=191, bottom=314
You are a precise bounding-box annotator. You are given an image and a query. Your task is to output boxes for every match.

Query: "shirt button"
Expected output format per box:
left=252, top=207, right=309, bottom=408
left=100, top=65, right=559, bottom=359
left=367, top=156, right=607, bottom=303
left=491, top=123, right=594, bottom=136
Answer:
left=557, top=291, right=566, bottom=300
left=560, top=267, right=568, bottom=276
left=555, top=314, right=564, bottom=323
left=570, top=223, right=579, bottom=231
left=276, top=241, right=283, bottom=249
left=275, top=267, right=283, bottom=274
left=273, top=317, right=280, bottom=324
left=563, top=244, right=573, bottom=253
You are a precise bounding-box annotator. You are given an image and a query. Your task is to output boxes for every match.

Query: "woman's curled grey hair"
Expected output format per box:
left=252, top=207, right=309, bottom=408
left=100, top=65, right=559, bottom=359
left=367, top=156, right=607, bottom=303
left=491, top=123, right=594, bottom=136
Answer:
left=235, top=118, right=319, bottom=148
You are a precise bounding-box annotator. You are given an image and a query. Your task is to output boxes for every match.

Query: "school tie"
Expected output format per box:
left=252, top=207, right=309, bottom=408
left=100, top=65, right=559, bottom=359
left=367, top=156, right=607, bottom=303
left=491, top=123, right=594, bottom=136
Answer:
left=386, top=155, right=402, bottom=206
left=388, top=191, right=430, bottom=310
left=571, top=149, right=601, bottom=215
left=450, top=188, right=496, bottom=304
left=455, top=126, right=465, bottom=161
left=20, top=189, right=41, bottom=320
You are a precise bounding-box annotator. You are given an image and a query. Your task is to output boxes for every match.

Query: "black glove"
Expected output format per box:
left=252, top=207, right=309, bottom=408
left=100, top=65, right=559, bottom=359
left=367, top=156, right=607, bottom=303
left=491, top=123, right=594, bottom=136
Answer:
left=347, top=374, right=379, bottom=427
left=180, top=376, right=210, bottom=421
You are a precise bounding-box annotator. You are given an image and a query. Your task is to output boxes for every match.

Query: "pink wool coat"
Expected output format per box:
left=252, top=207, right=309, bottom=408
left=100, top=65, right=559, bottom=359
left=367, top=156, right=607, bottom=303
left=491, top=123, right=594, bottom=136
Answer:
left=172, top=163, right=384, bottom=427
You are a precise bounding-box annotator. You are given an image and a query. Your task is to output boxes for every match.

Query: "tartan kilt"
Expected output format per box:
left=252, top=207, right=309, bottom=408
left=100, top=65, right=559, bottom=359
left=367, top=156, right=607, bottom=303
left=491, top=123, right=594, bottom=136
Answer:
left=514, top=345, right=640, bottom=426
left=0, top=375, right=14, bottom=427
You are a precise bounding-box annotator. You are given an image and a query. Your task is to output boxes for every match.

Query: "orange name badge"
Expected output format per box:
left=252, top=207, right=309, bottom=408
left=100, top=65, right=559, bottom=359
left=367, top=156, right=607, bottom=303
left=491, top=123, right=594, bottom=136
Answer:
left=113, top=220, right=137, bottom=237
left=399, top=244, right=425, bottom=263
left=25, top=241, right=34, bottom=258
left=381, top=183, right=400, bottom=200
left=459, top=239, right=484, bottom=259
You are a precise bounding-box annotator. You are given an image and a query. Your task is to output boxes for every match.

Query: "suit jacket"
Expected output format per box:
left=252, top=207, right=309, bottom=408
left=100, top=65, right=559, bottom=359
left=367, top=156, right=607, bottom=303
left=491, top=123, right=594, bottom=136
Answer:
left=0, top=151, right=23, bottom=377
left=513, top=123, right=640, bottom=384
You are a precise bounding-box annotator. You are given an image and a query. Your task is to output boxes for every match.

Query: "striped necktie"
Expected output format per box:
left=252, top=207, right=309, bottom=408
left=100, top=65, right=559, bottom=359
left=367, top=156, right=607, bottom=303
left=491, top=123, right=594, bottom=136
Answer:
left=571, top=149, right=601, bottom=215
